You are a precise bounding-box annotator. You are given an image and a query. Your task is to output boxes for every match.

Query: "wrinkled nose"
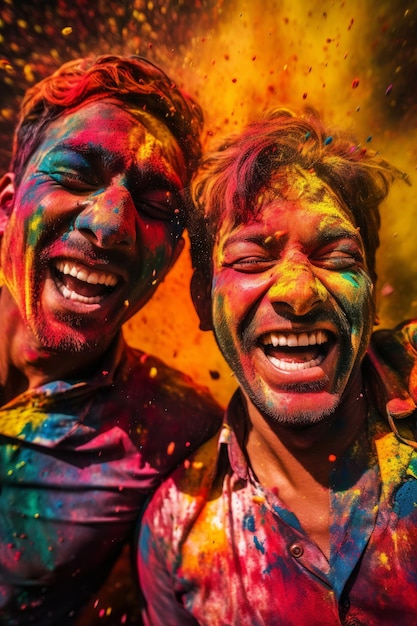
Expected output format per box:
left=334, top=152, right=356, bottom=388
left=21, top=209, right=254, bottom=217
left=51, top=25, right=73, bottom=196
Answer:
left=75, top=183, right=137, bottom=249
left=267, top=259, right=328, bottom=316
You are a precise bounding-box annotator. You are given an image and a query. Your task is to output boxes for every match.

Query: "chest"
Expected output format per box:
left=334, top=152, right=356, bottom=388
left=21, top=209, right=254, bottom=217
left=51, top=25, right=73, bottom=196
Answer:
left=178, top=481, right=417, bottom=625
left=279, top=484, right=331, bottom=557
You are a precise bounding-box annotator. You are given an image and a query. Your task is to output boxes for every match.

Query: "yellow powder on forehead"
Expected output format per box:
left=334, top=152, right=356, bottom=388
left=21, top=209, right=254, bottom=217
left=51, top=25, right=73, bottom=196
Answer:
left=260, top=165, right=357, bottom=224
left=126, top=107, right=187, bottom=179
left=267, top=166, right=328, bottom=202
left=126, top=106, right=178, bottom=144
left=128, top=123, right=159, bottom=160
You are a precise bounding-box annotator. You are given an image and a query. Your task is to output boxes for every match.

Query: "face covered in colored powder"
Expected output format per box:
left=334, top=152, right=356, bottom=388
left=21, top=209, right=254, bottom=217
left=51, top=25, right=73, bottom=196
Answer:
left=208, top=169, right=375, bottom=427
left=0, top=100, right=187, bottom=354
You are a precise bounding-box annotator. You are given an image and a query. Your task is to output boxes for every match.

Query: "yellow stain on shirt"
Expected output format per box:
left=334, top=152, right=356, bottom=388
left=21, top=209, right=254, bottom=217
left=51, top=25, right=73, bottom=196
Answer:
left=0, top=406, right=48, bottom=438
left=181, top=498, right=229, bottom=573
left=379, top=552, right=391, bottom=569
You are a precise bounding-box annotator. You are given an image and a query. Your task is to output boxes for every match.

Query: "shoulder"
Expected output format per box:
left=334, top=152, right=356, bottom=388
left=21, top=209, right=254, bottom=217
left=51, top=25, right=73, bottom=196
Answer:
left=105, top=343, right=223, bottom=426
left=104, top=345, right=224, bottom=473
left=366, top=320, right=417, bottom=425
left=119, top=344, right=222, bottom=413
left=142, top=428, right=224, bottom=526
left=371, top=319, right=417, bottom=357
left=368, top=320, right=417, bottom=399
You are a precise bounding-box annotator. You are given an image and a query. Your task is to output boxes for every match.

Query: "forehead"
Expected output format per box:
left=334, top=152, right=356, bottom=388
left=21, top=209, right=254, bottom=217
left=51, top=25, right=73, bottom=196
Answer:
left=218, top=168, right=358, bottom=243
left=29, top=100, right=186, bottom=185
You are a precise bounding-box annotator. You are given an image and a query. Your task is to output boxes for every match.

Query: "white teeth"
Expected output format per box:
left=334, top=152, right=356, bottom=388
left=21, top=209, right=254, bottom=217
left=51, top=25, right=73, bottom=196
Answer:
left=298, top=332, right=309, bottom=346
left=316, top=330, right=327, bottom=344
left=263, top=330, right=329, bottom=348
left=268, top=354, right=325, bottom=370
left=56, top=280, right=102, bottom=304
left=55, top=260, right=118, bottom=287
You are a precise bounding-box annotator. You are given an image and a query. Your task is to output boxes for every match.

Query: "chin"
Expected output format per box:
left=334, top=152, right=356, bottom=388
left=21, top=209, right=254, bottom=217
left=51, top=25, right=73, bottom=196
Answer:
left=32, top=320, right=107, bottom=354
left=249, top=387, right=340, bottom=428
left=38, top=331, right=100, bottom=353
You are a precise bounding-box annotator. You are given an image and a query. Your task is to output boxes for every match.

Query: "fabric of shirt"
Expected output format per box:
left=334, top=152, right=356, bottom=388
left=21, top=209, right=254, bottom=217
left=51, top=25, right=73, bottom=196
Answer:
left=138, top=320, right=417, bottom=626
left=0, top=332, right=222, bottom=626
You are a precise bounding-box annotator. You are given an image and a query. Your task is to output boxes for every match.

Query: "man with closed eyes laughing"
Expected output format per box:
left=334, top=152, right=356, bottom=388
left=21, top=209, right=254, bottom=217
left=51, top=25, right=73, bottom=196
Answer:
left=0, top=55, right=222, bottom=625
left=138, top=108, right=417, bottom=625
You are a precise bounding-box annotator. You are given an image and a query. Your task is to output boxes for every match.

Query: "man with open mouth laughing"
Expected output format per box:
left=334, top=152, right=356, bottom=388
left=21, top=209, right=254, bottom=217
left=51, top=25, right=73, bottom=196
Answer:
left=138, top=109, right=417, bottom=625
left=0, top=55, right=222, bottom=625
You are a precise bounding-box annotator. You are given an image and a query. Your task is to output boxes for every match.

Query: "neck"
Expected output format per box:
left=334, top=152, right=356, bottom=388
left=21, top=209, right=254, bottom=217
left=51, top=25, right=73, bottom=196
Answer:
left=242, top=379, right=368, bottom=560
left=0, top=288, right=111, bottom=403
left=244, top=376, right=368, bottom=489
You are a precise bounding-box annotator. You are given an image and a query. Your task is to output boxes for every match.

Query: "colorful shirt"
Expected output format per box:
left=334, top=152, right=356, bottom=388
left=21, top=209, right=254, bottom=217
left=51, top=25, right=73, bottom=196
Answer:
left=138, top=320, right=417, bottom=626
left=0, top=333, right=222, bottom=626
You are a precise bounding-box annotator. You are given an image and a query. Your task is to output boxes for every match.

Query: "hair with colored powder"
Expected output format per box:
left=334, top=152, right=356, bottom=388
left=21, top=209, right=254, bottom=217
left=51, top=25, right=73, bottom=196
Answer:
left=11, top=54, right=203, bottom=186
left=189, top=107, right=409, bottom=286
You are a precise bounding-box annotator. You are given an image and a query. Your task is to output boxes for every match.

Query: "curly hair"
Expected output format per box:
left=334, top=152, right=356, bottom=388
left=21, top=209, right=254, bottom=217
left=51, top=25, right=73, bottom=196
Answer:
left=11, top=54, right=203, bottom=185
left=189, top=108, right=409, bottom=286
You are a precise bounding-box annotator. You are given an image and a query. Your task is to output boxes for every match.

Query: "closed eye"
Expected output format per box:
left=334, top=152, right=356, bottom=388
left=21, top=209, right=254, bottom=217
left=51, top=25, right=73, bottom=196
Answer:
left=139, top=201, right=175, bottom=218
left=223, top=257, right=275, bottom=273
left=38, top=148, right=101, bottom=191
left=46, top=170, right=99, bottom=192
left=137, top=190, right=183, bottom=224
left=314, top=250, right=365, bottom=271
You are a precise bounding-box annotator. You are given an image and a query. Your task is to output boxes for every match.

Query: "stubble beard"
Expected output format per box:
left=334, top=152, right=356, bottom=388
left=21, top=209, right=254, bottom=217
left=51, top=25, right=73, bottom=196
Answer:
left=243, top=376, right=340, bottom=428
left=33, top=311, right=103, bottom=354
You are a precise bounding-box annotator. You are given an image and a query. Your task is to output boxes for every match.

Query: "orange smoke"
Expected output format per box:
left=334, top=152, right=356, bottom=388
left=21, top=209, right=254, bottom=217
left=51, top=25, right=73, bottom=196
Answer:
left=126, top=1, right=417, bottom=405
left=1, top=1, right=415, bottom=405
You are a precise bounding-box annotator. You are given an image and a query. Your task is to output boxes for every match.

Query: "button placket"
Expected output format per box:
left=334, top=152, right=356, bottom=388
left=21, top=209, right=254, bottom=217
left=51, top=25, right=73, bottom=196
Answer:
left=289, top=542, right=304, bottom=558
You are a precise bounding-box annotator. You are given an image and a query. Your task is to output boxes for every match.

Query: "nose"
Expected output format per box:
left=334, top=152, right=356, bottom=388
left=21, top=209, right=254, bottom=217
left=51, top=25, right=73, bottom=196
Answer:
left=267, top=257, right=328, bottom=316
left=75, top=180, right=137, bottom=249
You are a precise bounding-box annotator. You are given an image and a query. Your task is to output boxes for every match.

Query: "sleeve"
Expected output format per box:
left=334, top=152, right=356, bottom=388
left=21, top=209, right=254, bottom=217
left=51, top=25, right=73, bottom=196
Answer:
left=137, top=500, right=199, bottom=626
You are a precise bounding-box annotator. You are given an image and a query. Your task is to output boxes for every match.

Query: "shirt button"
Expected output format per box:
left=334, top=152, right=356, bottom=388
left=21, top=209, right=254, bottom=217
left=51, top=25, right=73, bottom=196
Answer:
left=289, top=543, right=304, bottom=558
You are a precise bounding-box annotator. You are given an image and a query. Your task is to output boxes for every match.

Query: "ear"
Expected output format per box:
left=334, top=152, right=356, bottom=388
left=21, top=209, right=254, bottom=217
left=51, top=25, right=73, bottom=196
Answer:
left=190, top=268, right=213, bottom=331
left=0, top=173, right=15, bottom=234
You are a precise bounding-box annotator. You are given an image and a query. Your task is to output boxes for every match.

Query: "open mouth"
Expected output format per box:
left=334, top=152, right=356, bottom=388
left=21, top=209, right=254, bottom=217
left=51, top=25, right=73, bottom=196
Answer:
left=53, top=260, right=120, bottom=305
left=260, top=330, right=333, bottom=371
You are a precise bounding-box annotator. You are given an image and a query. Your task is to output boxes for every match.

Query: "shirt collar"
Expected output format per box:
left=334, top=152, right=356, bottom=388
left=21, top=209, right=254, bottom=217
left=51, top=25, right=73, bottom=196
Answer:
left=221, top=389, right=252, bottom=481
left=0, top=332, right=126, bottom=445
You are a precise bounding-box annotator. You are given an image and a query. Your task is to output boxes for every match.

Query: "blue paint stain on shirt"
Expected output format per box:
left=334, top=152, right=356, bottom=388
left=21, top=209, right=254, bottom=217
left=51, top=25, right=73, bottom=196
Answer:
left=393, top=478, right=417, bottom=518
left=253, top=535, right=265, bottom=554
left=263, top=553, right=287, bottom=576
left=272, top=503, right=302, bottom=531
left=139, top=522, right=152, bottom=563
left=243, top=513, right=256, bottom=532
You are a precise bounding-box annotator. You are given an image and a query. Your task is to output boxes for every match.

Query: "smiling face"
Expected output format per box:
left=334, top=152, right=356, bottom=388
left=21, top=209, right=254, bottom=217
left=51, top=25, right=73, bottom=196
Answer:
left=204, top=169, right=375, bottom=427
left=0, top=100, right=187, bottom=355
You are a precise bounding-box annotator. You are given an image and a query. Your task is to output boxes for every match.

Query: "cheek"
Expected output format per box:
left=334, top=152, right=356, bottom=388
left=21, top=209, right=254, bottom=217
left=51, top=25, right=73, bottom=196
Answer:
left=8, top=183, right=51, bottom=250
left=211, top=282, right=237, bottom=351
left=211, top=275, right=260, bottom=363
left=212, top=272, right=263, bottom=320
left=140, top=223, right=174, bottom=262
left=329, top=272, right=375, bottom=345
left=211, top=275, right=242, bottom=334
left=132, top=226, right=180, bottom=298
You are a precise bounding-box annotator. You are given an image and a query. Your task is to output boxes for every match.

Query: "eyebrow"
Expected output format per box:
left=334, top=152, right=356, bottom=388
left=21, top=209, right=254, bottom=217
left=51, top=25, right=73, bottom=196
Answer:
left=222, top=225, right=363, bottom=250
left=47, top=143, right=123, bottom=170
left=318, top=227, right=363, bottom=247
left=222, top=232, right=274, bottom=247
